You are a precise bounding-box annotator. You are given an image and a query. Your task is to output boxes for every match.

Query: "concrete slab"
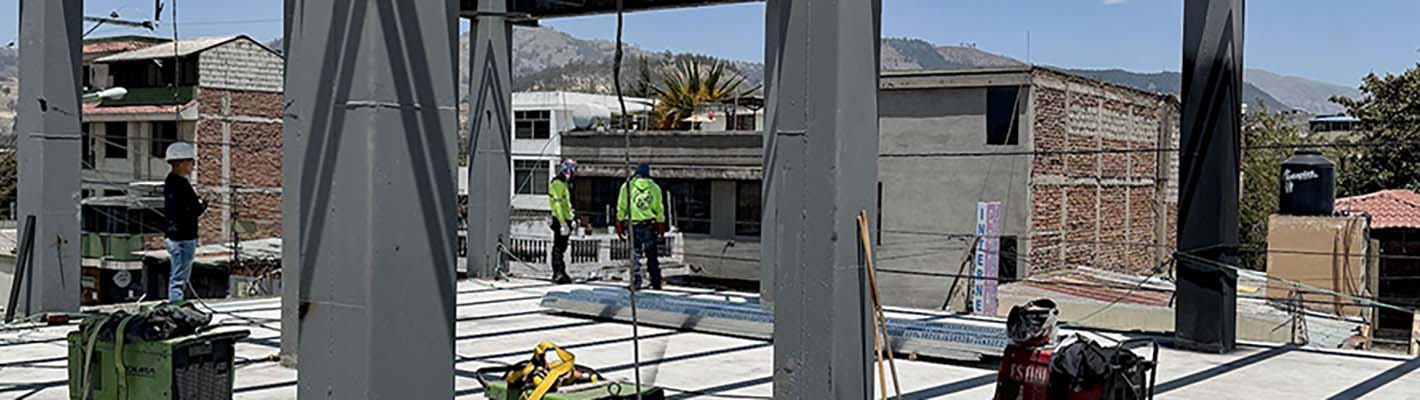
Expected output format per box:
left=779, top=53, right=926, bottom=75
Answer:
left=2, top=278, right=1419, bottom=399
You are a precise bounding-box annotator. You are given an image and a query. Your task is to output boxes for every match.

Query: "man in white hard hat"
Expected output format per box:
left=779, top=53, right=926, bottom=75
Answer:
left=163, top=142, right=206, bottom=301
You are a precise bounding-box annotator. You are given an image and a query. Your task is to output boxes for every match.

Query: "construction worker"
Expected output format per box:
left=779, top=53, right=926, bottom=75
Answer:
left=163, top=142, right=206, bottom=301
left=548, top=159, right=577, bottom=284
left=616, top=163, right=666, bottom=290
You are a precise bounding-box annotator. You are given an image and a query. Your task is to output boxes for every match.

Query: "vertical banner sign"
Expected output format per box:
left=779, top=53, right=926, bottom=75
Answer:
left=974, top=202, right=1002, bottom=316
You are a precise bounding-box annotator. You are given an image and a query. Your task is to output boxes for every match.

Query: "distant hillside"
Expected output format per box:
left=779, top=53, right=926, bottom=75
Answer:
left=1244, top=68, right=1360, bottom=114
left=881, top=37, right=1022, bottom=71
left=1064, top=68, right=1290, bottom=111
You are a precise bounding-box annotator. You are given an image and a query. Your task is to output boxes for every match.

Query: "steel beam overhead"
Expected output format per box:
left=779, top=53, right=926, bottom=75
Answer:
left=763, top=0, right=881, bottom=397
left=1177, top=0, right=1244, bottom=354
left=15, top=0, right=82, bottom=316
left=466, top=0, right=515, bottom=279
left=284, top=0, right=460, bottom=397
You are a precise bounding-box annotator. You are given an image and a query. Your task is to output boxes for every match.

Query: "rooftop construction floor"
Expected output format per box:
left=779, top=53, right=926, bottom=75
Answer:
left=2, top=279, right=1418, bottom=399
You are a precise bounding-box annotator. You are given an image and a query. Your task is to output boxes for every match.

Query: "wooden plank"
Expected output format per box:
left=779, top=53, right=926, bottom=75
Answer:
left=1410, top=312, right=1419, bottom=357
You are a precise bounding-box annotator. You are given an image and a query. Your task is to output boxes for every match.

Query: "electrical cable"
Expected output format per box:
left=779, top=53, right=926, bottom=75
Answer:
left=609, top=2, right=646, bottom=397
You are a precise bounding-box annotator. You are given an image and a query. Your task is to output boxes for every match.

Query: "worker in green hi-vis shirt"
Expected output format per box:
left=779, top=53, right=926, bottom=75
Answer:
left=616, top=163, right=667, bottom=290
left=548, top=159, right=578, bottom=284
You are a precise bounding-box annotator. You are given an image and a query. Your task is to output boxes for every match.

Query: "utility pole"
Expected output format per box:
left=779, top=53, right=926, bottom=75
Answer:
left=763, top=0, right=882, bottom=397
left=1177, top=0, right=1244, bottom=354
left=15, top=0, right=82, bottom=316
left=283, top=0, right=459, bottom=396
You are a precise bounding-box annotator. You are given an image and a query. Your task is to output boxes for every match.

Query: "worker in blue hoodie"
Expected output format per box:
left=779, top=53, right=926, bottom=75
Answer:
left=616, top=163, right=666, bottom=290
left=163, top=142, right=206, bottom=301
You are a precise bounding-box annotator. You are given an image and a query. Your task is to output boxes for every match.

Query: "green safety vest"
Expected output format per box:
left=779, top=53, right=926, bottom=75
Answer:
left=616, top=177, right=665, bottom=223
left=549, top=178, right=574, bottom=225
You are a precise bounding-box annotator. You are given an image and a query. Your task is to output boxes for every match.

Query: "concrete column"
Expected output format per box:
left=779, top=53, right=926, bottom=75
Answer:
left=466, top=0, right=514, bottom=279
left=283, top=0, right=459, bottom=396
left=1177, top=0, right=1244, bottom=353
left=710, top=180, right=736, bottom=239
left=15, top=0, right=82, bottom=316
left=763, top=0, right=881, bottom=398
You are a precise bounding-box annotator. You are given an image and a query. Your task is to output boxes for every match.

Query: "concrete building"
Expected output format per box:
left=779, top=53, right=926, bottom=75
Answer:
left=488, top=91, right=653, bottom=211
left=1336, top=189, right=1420, bottom=343
left=563, top=66, right=1182, bottom=309
left=79, top=35, right=284, bottom=246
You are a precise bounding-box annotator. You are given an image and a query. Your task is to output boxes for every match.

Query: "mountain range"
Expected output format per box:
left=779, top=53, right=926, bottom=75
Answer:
left=0, top=27, right=1369, bottom=138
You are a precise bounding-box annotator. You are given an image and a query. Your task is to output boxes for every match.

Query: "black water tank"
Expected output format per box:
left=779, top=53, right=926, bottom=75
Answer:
left=1279, top=149, right=1335, bottom=216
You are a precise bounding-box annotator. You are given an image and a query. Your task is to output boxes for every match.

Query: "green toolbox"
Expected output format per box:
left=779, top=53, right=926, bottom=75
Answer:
left=482, top=380, right=664, bottom=400
left=67, top=327, right=249, bottom=400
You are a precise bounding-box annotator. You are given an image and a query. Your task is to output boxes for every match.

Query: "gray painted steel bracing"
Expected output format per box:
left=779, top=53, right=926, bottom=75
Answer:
left=762, top=0, right=881, bottom=398
left=1177, top=0, right=1244, bottom=353
left=279, top=0, right=300, bottom=366
left=283, top=0, right=460, bottom=397
left=466, top=0, right=514, bottom=279
left=15, top=0, right=82, bottom=316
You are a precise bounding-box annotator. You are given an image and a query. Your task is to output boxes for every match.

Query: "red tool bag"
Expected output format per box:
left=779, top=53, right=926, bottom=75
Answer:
left=994, top=344, right=1053, bottom=400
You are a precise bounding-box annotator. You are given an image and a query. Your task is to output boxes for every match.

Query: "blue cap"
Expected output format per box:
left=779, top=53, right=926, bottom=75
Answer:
left=635, top=163, right=650, bottom=177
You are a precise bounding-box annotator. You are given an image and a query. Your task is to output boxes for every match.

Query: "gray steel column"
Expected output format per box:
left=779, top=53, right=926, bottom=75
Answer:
left=15, top=0, right=82, bottom=316
left=284, top=0, right=459, bottom=397
left=278, top=0, right=300, bottom=367
left=1177, top=0, right=1244, bottom=353
left=465, top=0, right=513, bottom=279
left=763, top=0, right=880, bottom=397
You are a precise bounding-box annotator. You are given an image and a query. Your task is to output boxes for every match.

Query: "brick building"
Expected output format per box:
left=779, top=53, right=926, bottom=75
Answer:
left=80, top=35, right=283, bottom=248
left=564, top=66, right=1181, bottom=309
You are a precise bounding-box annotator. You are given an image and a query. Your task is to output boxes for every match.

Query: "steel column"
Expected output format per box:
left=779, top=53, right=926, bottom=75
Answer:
left=15, top=0, right=82, bottom=316
left=1177, top=0, right=1244, bottom=353
left=278, top=0, right=300, bottom=367
left=763, top=0, right=881, bottom=397
left=466, top=0, right=514, bottom=279
left=284, top=0, right=459, bottom=397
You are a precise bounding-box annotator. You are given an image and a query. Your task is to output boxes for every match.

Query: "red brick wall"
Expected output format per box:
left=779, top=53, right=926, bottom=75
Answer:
left=1027, top=69, right=1178, bottom=275
left=193, top=87, right=283, bottom=245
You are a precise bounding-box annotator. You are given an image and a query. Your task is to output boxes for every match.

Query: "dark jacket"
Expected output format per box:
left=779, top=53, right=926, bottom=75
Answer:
left=163, top=173, right=206, bottom=241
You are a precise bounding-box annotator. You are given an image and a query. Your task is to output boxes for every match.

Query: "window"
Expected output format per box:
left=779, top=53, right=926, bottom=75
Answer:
left=661, top=180, right=711, bottom=234
left=986, top=86, right=1021, bottom=145
left=735, top=181, right=761, bottom=237
left=104, top=122, right=128, bottom=159
left=513, top=160, right=550, bottom=195
left=109, top=57, right=199, bottom=88
left=514, top=110, right=552, bottom=139
left=150, top=121, right=179, bottom=158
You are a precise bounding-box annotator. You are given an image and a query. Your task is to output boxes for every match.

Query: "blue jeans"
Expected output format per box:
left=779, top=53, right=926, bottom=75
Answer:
left=631, top=222, right=661, bottom=289
left=166, top=239, right=198, bottom=301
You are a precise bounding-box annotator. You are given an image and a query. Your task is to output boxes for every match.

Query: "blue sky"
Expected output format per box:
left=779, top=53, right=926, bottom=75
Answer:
left=4, top=0, right=1416, bottom=86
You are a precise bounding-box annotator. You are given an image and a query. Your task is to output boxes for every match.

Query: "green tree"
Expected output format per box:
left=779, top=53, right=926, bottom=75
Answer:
left=1239, top=109, right=1305, bottom=270
left=648, top=59, right=749, bottom=130
left=1331, top=64, right=1420, bottom=196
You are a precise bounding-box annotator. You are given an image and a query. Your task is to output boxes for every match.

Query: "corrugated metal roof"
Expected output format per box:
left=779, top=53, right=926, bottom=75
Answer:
left=1336, top=189, right=1420, bottom=229
left=1311, top=115, right=1360, bottom=123
left=93, top=35, right=242, bottom=62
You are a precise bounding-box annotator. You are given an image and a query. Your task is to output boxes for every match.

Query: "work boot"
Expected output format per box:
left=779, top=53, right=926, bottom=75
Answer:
left=553, top=273, right=573, bottom=285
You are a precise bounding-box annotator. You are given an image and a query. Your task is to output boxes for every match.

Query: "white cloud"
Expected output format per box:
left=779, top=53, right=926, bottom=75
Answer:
left=1103, top=0, right=1128, bottom=5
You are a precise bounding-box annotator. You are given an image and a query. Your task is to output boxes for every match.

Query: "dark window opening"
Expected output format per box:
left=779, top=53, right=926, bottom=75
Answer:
left=661, top=179, right=711, bottom=235
left=987, top=86, right=1022, bottom=146
left=1000, top=236, right=1019, bottom=282
left=150, top=121, right=179, bottom=158
left=514, top=110, right=552, bottom=139
left=104, top=122, right=128, bottom=159
left=107, top=57, right=199, bottom=89
left=735, top=180, right=761, bottom=237
left=513, top=159, right=549, bottom=195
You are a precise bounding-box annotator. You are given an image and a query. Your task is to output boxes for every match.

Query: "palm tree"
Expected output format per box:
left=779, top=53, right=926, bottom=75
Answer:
left=649, top=60, right=750, bottom=130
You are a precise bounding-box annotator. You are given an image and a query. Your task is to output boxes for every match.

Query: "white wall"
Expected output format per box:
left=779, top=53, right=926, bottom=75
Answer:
left=197, top=38, right=283, bottom=93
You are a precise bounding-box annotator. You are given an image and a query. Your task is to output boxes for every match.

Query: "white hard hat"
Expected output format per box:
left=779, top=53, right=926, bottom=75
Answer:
left=165, top=142, right=195, bottom=162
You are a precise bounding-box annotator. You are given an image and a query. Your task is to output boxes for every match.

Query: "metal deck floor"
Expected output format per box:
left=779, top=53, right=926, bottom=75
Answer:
left=2, top=279, right=1418, bottom=399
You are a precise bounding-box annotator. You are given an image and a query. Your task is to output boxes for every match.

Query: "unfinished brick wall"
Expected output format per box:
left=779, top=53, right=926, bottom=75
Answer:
left=1027, top=69, right=1178, bottom=274
left=193, top=87, right=283, bottom=245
